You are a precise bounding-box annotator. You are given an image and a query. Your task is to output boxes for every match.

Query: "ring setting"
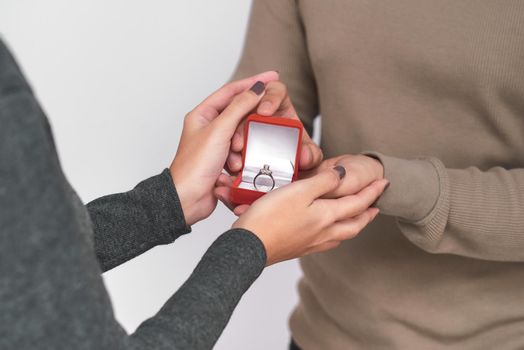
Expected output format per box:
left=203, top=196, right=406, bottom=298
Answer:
left=253, top=164, right=275, bottom=192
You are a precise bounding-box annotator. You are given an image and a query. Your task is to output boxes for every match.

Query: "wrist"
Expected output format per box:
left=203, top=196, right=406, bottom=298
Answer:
left=170, top=169, right=200, bottom=226
left=232, top=221, right=273, bottom=266
left=364, top=154, right=385, bottom=180
left=361, top=152, right=441, bottom=221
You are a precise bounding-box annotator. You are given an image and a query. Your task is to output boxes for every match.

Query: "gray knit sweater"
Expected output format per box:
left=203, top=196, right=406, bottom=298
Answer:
left=0, top=39, right=266, bottom=350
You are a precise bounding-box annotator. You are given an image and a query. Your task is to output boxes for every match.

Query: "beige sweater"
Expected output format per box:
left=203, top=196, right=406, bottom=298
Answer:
left=234, top=1, right=524, bottom=349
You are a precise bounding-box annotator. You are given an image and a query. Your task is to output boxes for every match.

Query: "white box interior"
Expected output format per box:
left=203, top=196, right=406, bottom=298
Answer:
left=239, top=121, right=300, bottom=192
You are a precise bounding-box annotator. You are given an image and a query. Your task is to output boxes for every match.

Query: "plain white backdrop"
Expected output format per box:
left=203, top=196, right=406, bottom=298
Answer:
left=0, top=1, right=304, bottom=349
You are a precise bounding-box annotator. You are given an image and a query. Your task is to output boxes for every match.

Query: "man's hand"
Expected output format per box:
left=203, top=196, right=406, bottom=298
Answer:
left=231, top=154, right=386, bottom=216
left=214, top=80, right=323, bottom=211
left=227, top=80, right=322, bottom=173
left=303, top=154, right=385, bottom=199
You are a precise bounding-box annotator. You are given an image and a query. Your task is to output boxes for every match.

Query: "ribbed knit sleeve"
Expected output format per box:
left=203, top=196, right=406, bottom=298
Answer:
left=366, top=152, right=524, bottom=262
left=233, top=0, right=319, bottom=134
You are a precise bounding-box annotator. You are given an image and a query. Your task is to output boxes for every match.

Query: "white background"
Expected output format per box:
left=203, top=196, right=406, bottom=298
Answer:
left=0, top=1, right=304, bottom=349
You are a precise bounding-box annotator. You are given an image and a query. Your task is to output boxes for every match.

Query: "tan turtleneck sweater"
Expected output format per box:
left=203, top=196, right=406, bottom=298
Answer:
left=234, top=1, right=524, bottom=349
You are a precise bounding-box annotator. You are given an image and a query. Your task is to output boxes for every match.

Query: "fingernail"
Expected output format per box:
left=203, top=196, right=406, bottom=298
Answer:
left=274, top=70, right=280, bottom=74
left=250, top=81, right=265, bottom=95
left=333, top=165, right=346, bottom=179
left=383, top=180, right=390, bottom=191
left=372, top=208, right=380, bottom=219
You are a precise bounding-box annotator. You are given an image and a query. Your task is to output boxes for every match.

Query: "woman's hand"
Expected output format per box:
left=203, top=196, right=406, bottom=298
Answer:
left=233, top=166, right=389, bottom=266
left=170, top=71, right=278, bottom=226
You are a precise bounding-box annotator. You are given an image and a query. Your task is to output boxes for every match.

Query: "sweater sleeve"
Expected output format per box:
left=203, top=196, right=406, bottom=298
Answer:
left=128, top=229, right=266, bottom=350
left=0, top=38, right=266, bottom=350
left=87, top=170, right=191, bottom=272
left=365, top=152, right=524, bottom=262
left=233, top=0, right=319, bottom=134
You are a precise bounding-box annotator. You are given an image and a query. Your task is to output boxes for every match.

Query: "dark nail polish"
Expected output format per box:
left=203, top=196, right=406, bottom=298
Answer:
left=334, top=165, right=346, bottom=179
left=250, top=81, right=265, bottom=95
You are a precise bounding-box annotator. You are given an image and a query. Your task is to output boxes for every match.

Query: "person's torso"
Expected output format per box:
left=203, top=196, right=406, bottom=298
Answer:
left=290, top=1, right=524, bottom=348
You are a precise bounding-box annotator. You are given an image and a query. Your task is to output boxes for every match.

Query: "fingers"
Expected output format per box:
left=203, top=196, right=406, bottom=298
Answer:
left=214, top=186, right=236, bottom=212
left=231, top=122, right=245, bottom=153
left=324, top=208, right=380, bottom=242
left=315, top=179, right=388, bottom=222
left=305, top=207, right=380, bottom=255
left=233, top=205, right=250, bottom=216
left=229, top=81, right=289, bottom=154
left=257, top=81, right=323, bottom=170
left=214, top=174, right=250, bottom=215
left=224, top=79, right=322, bottom=171
left=291, top=166, right=346, bottom=201
left=256, top=81, right=289, bottom=116
left=300, top=140, right=323, bottom=170
left=216, top=173, right=234, bottom=187
left=228, top=122, right=245, bottom=174
left=214, top=185, right=250, bottom=216
left=226, top=152, right=243, bottom=173
left=213, top=81, right=267, bottom=135
left=194, top=71, right=279, bottom=118
left=319, top=156, right=385, bottom=199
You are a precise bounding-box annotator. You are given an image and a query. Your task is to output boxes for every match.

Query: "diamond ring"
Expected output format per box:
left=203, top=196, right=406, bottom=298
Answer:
left=253, top=164, right=275, bottom=192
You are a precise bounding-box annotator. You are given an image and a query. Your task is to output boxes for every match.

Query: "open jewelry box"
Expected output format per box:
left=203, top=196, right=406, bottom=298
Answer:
left=230, top=114, right=303, bottom=205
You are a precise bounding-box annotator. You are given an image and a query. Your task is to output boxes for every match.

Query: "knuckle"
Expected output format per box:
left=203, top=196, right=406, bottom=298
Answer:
left=351, top=197, right=368, bottom=214
left=314, top=199, right=328, bottom=213
left=353, top=176, right=364, bottom=192
left=183, top=111, right=193, bottom=124
left=221, top=82, right=236, bottom=94
left=322, top=207, right=338, bottom=225
left=234, top=91, right=255, bottom=106
left=317, top=147, right=324, bottom=163
left=282, top=82, right=288, bottom=93
left=277, top=81, right=288, bottom=95
left=332, top=227, right=351, bottom=241
left=268, top=80, right=285, bottom=90
left=266, top=81, right=287, bottom=99
left=343, top=226, right=360, bottom=240
left=365, top=186, right=381, bottom=204
left=326, top=169, right=342, bottom=188
left=315, top=201, right=334, bottom=223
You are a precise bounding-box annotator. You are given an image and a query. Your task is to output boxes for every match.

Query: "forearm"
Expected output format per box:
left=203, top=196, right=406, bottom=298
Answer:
left=129, top=229, right=266, bottom=350
left=367, top=152, right=524, bottom=261
left=0, top=37, right=266, bottom=350
left=88, top=169, right=191, bottom=272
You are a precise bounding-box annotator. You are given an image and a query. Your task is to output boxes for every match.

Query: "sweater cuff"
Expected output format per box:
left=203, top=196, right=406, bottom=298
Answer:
left=363, top=152, right=442, bottom=222
left=139, top=169, right=192, bottom=240
left=202, top=228, right=267, bottom=281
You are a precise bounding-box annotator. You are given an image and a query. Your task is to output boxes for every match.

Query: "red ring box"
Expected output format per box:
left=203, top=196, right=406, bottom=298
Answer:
left=230, top=114, right=304, bottom=205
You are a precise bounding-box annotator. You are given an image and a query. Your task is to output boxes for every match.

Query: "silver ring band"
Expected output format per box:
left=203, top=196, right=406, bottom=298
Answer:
left=253, top=164, right=275, bottom=192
